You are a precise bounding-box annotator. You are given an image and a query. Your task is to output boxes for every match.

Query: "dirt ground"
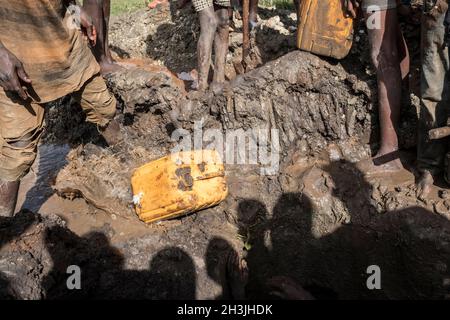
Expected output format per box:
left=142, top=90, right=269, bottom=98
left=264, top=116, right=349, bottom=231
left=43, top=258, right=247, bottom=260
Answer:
left=1, top=2, right=450, bottom=300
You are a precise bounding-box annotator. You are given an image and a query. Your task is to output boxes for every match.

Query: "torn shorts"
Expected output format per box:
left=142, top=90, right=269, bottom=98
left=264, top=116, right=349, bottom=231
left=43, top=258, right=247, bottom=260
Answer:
left=0, top=74, right=116, bottom=181
left=192, top=0, right=231, bottom=12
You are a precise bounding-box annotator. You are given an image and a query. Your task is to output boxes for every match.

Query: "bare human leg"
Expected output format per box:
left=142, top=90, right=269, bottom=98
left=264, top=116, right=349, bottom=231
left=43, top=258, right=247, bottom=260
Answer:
left=358, top=8, right=409, bottom=176
left=0, top=179, right=19, bottom=217
left=211, top=7, right=230, bottom=92
left=83, top=0, right=123, bottom=75
left=197, top=7, right=218, bottom=91
left=249, top=0, right=258, bottom=28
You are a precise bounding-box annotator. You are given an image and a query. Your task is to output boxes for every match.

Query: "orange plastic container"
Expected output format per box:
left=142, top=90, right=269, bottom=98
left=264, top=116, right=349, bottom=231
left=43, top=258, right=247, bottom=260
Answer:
left=131, top=150, right=228, bottom=224
left=297, top=0, right=354, bottom=59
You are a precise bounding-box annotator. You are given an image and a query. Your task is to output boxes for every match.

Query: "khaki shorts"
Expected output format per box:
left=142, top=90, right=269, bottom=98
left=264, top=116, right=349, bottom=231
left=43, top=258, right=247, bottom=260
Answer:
left=0, top=74, right=116, bottom=181
left=192, top=0, right=231, bottom=12
left=361, top=0, right=398, bottom=11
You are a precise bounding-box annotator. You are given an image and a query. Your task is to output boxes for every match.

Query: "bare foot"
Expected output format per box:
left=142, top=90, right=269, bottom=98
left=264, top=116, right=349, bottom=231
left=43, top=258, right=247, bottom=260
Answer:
left=99, top=61, right=124, bottom=75
left=357, top=151, right=404, bottom=177
left=209, top=81, right=226, bottom=94
left=100, top=119, right=123, bottom=146
left=417, top=170, right=434, bottom=201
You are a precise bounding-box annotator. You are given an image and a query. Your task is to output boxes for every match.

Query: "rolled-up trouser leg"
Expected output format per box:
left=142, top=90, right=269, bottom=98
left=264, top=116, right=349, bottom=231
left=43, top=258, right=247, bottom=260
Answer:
left=0, top=90, right=45, bottom=182
left=418, top=0, right=450, bottom=175
left=72, top=73, right=117, bottom=128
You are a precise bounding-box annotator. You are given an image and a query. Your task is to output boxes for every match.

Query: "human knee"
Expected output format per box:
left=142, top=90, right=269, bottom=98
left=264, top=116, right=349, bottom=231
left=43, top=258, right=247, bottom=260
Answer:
left=200, top=9, right=218, bottom=30
left=216, top=10, right=229, bottom=29
left=208, top=14, right=219, bottom=30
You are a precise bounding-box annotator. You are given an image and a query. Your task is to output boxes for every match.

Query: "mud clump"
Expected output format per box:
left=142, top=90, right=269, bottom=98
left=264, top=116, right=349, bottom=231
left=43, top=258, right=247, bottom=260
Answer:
left=54, top=50, right=375, bottom=218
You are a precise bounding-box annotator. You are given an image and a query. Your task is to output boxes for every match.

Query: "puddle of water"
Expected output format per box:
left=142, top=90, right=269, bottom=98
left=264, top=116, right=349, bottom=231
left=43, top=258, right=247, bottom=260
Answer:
left=17, top=144, right=70, bottom=212
left=16, top=143, right=151, bottom=243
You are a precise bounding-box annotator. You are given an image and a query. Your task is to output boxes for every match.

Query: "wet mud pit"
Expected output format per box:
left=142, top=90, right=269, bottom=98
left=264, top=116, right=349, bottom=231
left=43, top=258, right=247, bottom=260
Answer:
left=1, top=4, right=450, bottom=300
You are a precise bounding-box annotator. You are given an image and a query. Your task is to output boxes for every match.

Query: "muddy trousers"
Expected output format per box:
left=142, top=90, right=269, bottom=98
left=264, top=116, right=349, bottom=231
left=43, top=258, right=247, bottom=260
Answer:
left=418, top=1, right=450, bottom=175
left=0, top=74, right=117, bottom=182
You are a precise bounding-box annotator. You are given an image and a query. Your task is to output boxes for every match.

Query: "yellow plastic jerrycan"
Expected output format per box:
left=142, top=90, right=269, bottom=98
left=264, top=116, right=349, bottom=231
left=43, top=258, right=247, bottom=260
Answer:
left=131, top=150, right=228, bottom=224
left=297, top=0, right=354, bottom=59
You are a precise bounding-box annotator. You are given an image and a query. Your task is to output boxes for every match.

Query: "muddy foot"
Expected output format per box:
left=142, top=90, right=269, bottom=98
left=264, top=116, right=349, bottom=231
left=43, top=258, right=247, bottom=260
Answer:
left=356, top=154, right=404, bottom=177
left=210, top=81, right=227, bottom=95
left=417, top=170, right=434, bottom=201
left=100, top=61, right=124, bottom=75
left=100, top=119, right=123, bottom=146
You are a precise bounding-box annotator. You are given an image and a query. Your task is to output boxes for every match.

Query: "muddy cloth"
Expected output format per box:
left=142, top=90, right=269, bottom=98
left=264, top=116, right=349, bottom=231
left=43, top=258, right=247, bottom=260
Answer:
left=418, top=0, right=450, bottom=175
left=0, top=0, right=100, bottom=103
left=361, top=0, right=398, bottom=11
left=192, top=0, right=231, bottom=12
left=0, top=74, right=116, bottom=182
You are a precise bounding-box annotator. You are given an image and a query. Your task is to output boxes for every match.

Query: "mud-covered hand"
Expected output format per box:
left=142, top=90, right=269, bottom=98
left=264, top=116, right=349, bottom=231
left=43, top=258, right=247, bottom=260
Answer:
left=344, top=0, right=360, bottom=18
left=0, top=43, right=31, bottom=100
left=80, top=9, right=97, bottom=46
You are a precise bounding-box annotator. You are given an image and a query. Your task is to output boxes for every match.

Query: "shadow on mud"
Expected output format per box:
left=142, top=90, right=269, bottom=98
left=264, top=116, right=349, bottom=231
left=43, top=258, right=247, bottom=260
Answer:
left=42, top=226, right=197, bottom=299
left=239, top=160, right=450, bottom=299
left=18, top=97, right=115, bottom=214
left=0, top=210, right=39, bottom=299
left=1, top=160, right=450, bottom=299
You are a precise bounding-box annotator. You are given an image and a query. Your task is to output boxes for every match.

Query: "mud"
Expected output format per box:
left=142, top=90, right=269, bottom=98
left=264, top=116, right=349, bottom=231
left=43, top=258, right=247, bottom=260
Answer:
left=1, top=4, right=450, bottom=300
left=0, top=210, right=241, bottom=299
left=109, top=4, right=298, bottom=78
